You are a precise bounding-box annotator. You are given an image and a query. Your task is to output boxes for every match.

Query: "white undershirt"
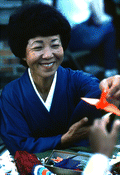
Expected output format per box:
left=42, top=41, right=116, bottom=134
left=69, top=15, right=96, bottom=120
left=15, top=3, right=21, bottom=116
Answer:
left=28, top=68, right=57, bottom=112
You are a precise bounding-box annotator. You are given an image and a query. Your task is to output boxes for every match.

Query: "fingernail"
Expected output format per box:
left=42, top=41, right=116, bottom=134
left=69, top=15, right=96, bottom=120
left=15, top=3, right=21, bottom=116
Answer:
left=84, top=117, right=88, bottom=122
left=104, top=89, right=107, bottom=93
left=116, top=120, right=120, bottom=126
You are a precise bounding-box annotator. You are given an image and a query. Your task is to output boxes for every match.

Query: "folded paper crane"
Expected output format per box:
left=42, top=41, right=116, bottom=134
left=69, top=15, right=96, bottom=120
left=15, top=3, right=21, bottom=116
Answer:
left=81, top=89, right=120, bottom=116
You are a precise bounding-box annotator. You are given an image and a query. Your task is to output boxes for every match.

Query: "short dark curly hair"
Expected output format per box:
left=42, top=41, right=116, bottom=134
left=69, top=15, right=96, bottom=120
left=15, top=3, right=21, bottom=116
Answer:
left=8, top=2, right=71, bottom=66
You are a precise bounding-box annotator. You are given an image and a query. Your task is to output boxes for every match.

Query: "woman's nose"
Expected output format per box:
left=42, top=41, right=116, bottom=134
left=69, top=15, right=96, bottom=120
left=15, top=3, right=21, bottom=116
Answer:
left=42, top=47, right=53, bottom=59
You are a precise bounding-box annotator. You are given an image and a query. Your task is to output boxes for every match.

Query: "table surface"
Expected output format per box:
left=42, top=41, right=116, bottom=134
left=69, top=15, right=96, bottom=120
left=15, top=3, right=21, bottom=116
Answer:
left=35, top=146, right=120, bottom=160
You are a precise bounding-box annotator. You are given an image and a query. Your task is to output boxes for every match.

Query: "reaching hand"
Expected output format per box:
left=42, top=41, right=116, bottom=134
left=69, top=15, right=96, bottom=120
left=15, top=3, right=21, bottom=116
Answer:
left=99, top=75, right=120, bottom=107
left=89, top=114, right=120, bottom=157
left=61, top=117, right=90, bottom=147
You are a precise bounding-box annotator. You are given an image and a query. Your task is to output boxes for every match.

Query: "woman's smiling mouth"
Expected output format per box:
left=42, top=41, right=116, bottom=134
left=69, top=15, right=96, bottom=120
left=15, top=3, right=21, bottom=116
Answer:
left=40, top=62, right=55, bottom=68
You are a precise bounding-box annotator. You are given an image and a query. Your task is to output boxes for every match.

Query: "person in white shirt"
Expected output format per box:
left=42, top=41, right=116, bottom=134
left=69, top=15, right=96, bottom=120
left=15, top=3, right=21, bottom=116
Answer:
left=83, top=113, right=120, bottom=175
left=56, top=0, right=118, bottom=78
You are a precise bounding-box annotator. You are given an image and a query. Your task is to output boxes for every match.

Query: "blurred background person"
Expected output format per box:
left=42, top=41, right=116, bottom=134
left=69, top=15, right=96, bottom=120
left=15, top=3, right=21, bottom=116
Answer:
left=56, top=0, right=119, bottom=78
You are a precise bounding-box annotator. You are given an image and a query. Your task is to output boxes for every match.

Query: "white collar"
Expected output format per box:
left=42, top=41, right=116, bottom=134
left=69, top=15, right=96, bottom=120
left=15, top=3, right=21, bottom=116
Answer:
left=28, top=68, right=57, bottom=112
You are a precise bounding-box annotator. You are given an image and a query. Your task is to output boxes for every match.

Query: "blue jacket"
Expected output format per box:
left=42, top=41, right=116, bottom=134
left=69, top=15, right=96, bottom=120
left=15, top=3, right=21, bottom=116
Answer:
left=0, top=66, right=102, bottom=155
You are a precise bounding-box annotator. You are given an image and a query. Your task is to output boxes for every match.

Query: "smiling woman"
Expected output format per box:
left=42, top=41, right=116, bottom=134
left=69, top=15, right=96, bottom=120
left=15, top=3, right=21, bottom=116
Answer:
left=0, top=2, right=120, bottom=157
left=24, top=35, right=64, bottom=101
left=7, top=3, right=70, bottom=65
left=25, top=35, right=64, bottom=80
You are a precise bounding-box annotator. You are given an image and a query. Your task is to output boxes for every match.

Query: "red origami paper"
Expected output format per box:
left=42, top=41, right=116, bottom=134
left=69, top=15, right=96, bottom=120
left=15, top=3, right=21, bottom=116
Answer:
left=96, top=89, right=120, bottom=116
left=81, top=89, right=120, bottom=116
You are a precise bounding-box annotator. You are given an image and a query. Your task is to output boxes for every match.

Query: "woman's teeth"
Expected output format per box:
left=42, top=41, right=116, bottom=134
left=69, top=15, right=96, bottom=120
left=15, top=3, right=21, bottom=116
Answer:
left=43, top=63, right=54, bottom=67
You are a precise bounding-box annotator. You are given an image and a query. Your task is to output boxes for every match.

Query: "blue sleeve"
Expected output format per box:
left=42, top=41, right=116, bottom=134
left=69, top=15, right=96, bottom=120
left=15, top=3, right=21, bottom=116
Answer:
left=0, top=89, right=61, bottom=155
left=73, top=70, right=101, bottom=98
left=66, top=69, right=102, bottom=126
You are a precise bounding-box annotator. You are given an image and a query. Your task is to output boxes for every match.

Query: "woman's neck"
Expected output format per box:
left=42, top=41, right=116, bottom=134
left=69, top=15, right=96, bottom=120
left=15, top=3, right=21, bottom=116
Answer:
left=31, top=71, right=55, bottom=101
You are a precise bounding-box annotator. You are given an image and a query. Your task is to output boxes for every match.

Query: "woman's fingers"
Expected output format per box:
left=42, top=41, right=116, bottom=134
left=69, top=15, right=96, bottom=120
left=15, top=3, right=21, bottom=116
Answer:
left=77, top=117, right=88, bottom=127
left=99, top=75, right=120, bottom=107
left=100, top=75, right=120, bottom=92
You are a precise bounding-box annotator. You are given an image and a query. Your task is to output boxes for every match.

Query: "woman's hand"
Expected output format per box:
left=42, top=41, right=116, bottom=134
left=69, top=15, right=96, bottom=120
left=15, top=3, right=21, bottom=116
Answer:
left=89, top=114, right=120, bottom=157
left=61, top=117, right=90, bottom=147
left=99, top=75, right=120, bottom=107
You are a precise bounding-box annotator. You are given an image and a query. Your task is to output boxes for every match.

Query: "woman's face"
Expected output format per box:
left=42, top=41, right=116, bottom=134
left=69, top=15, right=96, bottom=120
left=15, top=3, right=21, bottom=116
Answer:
left=24, top=35, right=64, bottom=78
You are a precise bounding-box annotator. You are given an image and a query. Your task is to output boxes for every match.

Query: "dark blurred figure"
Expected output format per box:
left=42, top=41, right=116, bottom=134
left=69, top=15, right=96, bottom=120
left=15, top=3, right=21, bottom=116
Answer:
left=56, top=0, right=119, bottom=78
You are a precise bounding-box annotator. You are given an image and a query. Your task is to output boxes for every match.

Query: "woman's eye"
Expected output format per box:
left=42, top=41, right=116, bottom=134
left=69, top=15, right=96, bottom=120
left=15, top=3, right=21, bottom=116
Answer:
left=33, top=46, right=42, bottom=50
left=52, top=44, right=60, bottom=48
